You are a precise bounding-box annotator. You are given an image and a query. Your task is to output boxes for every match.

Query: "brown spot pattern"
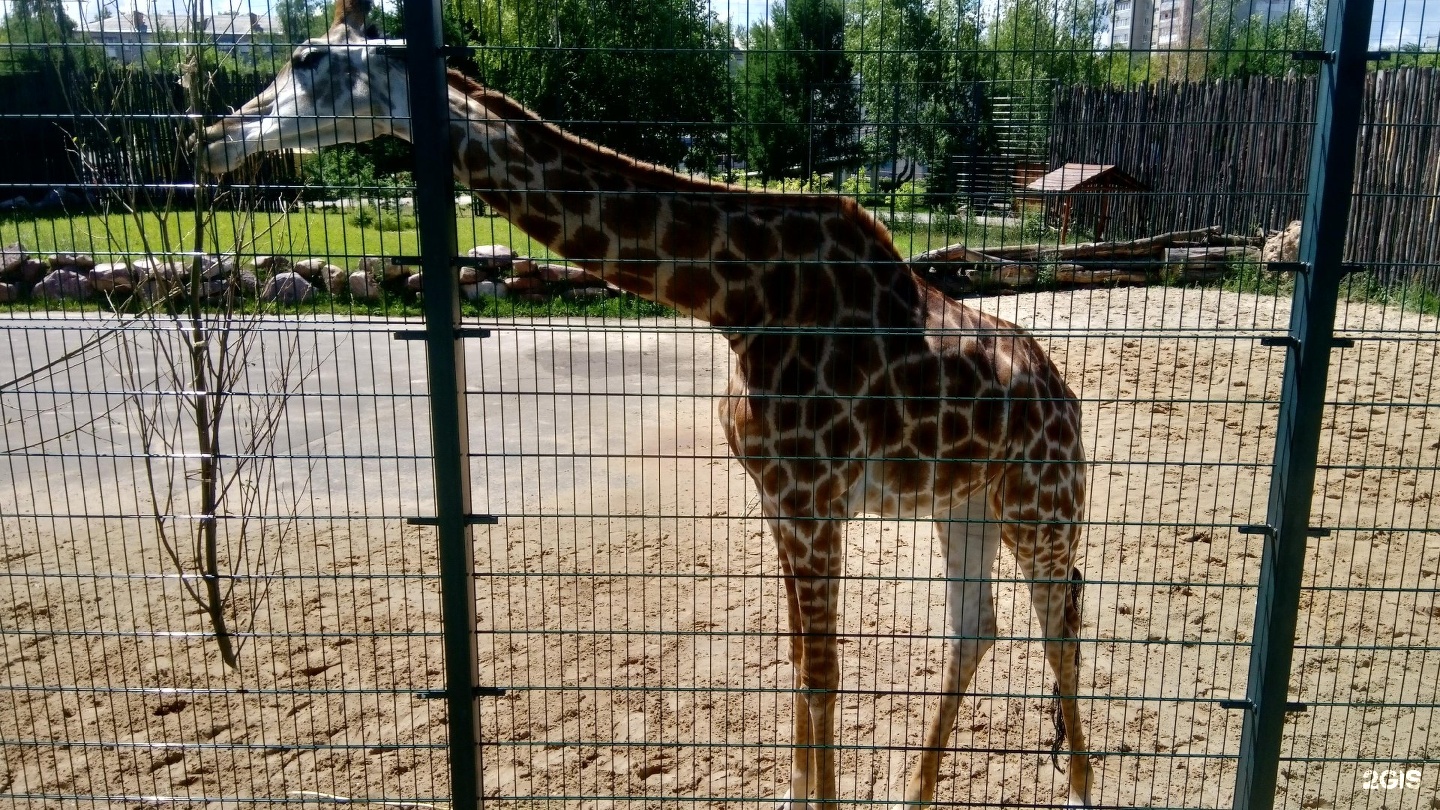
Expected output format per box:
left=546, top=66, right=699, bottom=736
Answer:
left=602, top=195, right=658, bottom=241
left=664, top=263, right=719, bottom=312
left=560, top=225, right=611, bottom=260
left=662, top=200, right=719, bottom=259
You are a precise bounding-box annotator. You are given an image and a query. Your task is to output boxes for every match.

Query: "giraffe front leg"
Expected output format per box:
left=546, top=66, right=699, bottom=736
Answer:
left=795, top=589, right=840, bottom=810
left=778, top=578, right=815, bottom=810
left=771, top=516, right=843, bottom=810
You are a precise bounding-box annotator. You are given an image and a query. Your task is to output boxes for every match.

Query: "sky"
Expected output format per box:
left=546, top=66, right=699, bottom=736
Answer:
left=16, top=0, right=1440, bottom=49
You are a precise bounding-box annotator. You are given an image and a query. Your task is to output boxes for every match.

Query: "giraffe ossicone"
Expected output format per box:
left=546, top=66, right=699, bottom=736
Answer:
left=198, top=0, right=1095, bottom=805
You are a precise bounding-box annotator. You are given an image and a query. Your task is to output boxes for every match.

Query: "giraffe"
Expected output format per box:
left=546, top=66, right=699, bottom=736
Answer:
left=197, top=1, right=1094, bottom=805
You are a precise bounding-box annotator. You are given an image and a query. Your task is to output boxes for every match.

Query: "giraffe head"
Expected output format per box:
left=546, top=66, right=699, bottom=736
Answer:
left=196, top=0, right=410, bottom=173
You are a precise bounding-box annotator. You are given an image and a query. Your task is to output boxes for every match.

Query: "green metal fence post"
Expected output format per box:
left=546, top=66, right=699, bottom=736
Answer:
left=400, top=0, right=483, bottom=806
left=1231, top=0, right=1374, bottom=806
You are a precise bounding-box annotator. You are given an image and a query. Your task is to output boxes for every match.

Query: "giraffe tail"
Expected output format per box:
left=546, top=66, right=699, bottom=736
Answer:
left=1049, top=566, right=1084, bottom=772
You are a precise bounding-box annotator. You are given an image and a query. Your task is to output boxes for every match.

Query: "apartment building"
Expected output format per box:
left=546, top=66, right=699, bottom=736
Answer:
left=1112, top=0, right=1294, bottom=49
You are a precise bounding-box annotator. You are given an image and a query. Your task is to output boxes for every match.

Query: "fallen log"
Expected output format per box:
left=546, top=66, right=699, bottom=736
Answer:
left=909, top=243, right=1038, bottom=289
left=967, top=263, right=1038, bottom=288
left=939, top=226, right=1224, bottom=262
left=907, top=243, right=1013, bottom=266
left=1055, top=265, right=1152, bottom=285
left=1164, top=246, right=1261, bottom=266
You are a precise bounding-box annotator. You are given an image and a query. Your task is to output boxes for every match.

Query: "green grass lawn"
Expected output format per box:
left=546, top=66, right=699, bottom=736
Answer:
left=0, top=204, right=559, bottom=268
left=7, top=203, right=1438, bottom=320
left=0, top=203, right=1041, bottom=269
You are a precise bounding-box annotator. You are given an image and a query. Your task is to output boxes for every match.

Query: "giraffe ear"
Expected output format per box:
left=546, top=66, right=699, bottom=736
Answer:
left=333, top=0, right=372, bottom=30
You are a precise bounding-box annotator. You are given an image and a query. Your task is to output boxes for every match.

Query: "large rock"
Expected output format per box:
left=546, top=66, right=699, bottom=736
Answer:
left=199, top=278, right=237, bottom=303
left=17, top=259, right=47, bottom=285
left=2, top=242, right=28, bottom=275
left=133, top=258, right=186, bottom=282
left=260, top=272, right=315, bottom=304
left=89, top=262, right=134, bottom=293
left=504, top=276, right=546, bottom=294
left=466, top=244, right=516, bottom=272
left=0, top=282, right=17, bottom=303
left=355, top=256, right=393, bottom=281
left=233, top=270, right=259, bottom=298
left=405, top=273, right=424, bottom=293
left=135, top=278, right=183, bottom=303
left=254, top=255, right=291, bottom=274
left=461, top=280, right=507, bottom=300
left=386, top=259, right=415, bottom=279
left=1262, top=220, right=1301, bottom=264
left=201, top=255, right=237, bottom=280
left=32, top=268, right=93, bottom=301
left=534, top=262, right=591, bottom=283
left=348, top=271, right=382, bottom=301
left=318, top=264, right=348, bottom=295
left=292, top=258, right=330, bottom=278
left=47, top=253, right=96, bottom=270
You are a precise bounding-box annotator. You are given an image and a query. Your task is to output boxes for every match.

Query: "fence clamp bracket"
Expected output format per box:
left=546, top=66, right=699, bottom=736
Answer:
left=1237, top=524, right=1275, bottom=537
left=415, top=687, right=507, bottom=700
left=1290, top=49, right=1333, bottom=62
left=393, top=328, right=492, bottom=341
left=1219, top=699, right=1307, bottom=713
left=1268, top=261, right=1366, bottom=276
left=406, top=515, right=500, bottom=526
left=1260, top=336, right=1299, bottom=349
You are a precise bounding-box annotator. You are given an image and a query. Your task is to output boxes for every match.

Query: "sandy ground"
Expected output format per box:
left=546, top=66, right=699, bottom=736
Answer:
left=1, top=286, right=1438, bottom=809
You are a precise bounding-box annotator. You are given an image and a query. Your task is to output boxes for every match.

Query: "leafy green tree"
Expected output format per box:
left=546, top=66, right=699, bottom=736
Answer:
left=275, top=0, right=329, bottom=43
left=1200, top=1, right=1325, bottom=78
left=738, top=0, right=863, bottom=181
left=979, top=0, right=1101, bottom=151
left=445, top=0, right=734, bottom=170
left=983, top=0, right=1102, bottom=87
left=2, top=0, right=76, bottom=43
left=846, top=0, right=996, bottom=205
left=1372, top=44, right=1440, bottom=69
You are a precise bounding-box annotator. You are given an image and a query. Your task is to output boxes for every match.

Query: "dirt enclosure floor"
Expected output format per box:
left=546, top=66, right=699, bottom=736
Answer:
left=2, top=286, right=1438, bottom=809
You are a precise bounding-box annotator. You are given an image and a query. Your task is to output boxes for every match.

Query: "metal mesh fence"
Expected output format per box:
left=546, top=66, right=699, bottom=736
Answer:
left=0, top=0, right=1437, bottom=807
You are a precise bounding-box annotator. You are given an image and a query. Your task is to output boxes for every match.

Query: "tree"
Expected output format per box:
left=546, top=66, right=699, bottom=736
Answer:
left=979, top=0, right=1101, bottom=153
left=846, top=0, right=997, bottom=205
left=738, top=0, right=863, bottom=182
left=3, top=0, right=76, bottom=42
left=1200, top=2, right=1325, bottom=79
left=275, top=0, right=328, bottom=43
left=446, top=0, right=735, bottom=170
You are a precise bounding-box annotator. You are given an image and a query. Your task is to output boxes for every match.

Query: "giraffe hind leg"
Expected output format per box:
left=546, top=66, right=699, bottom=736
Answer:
left=1049, top=567, right=1083, bottom=773
left=894, top=497, right=1001, bottom=810
left=1029, top=561, right=1091, bottom=806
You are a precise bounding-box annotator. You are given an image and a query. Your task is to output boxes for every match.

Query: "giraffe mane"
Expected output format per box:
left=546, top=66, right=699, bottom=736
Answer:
left=442, top=69, right=905, bottom=264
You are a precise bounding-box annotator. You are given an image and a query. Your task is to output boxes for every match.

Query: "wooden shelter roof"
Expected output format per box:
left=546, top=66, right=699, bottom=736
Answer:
left=1026, top=163, right=1147, bottom=192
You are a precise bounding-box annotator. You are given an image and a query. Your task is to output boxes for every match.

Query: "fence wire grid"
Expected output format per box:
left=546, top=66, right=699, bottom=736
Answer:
left=0, top=0, right=1437, bottom=807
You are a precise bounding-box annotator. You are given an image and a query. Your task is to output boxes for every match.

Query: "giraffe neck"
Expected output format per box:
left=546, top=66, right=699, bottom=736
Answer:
left=440, top=71, right=906, bottom=326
